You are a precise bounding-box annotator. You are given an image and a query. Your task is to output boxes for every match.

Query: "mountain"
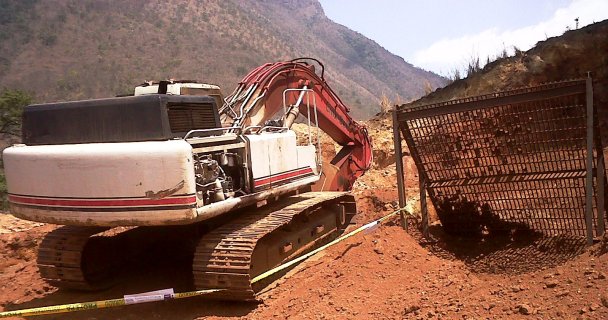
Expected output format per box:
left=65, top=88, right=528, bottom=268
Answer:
left=0, top=0, right=445, bottom=119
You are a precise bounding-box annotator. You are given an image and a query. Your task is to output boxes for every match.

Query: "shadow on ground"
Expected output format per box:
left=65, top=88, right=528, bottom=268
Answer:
left=412, top=222, right=587, bottom=274
left=4, top=232, right=258, bottom=319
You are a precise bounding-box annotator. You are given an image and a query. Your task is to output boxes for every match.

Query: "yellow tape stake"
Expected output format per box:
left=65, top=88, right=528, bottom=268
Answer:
left=0, top=289, right=221, bottom=318
left=0, top=207, right=410, bottom=318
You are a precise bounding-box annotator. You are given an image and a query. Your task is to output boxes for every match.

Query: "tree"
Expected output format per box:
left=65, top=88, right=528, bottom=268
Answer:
left=379, top=92, right=392, bottom=114
left=0, top=89, right=32, bottom=210
left=0, top=89, right=33, bottom=138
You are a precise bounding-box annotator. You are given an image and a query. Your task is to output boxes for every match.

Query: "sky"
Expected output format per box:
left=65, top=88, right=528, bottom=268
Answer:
left=318, top=0, right=608, bottom=76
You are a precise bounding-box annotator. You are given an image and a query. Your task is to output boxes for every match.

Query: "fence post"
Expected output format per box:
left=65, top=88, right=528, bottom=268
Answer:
left=585, top=75, right=595, bottom=244
left=393, top=109, right=407, bottom=230
left=590, top=75, right=606, bottom=236
left=596, top=148, right=606, bottom=235
left=420, top=174, right=429, bottom=238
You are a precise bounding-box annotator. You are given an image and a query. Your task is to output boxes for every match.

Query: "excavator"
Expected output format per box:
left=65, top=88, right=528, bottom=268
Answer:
left=2, top=58, right=372, bottom=300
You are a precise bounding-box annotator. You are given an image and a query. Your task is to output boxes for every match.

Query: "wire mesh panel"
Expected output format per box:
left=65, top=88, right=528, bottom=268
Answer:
left=396, top=80, right=606, bottom=237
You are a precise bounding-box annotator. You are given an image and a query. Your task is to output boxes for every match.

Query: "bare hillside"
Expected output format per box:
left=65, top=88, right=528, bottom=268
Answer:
left=0, top=0, right=445, bottom=118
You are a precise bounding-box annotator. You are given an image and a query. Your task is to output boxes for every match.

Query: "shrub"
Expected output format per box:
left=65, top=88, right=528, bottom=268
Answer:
left=0, top=89, right=33, bottom=137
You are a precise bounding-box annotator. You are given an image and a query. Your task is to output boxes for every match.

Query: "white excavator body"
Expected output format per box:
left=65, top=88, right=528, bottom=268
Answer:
left=3, top=84, right=320, bottom=226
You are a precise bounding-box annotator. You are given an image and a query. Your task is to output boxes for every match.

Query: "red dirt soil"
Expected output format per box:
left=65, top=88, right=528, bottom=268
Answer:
left=1, top=208, right=607, bottom=319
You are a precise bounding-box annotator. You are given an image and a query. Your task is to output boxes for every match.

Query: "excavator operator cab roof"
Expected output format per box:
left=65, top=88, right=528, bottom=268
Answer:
left=134, top=80, right=224, bottom=110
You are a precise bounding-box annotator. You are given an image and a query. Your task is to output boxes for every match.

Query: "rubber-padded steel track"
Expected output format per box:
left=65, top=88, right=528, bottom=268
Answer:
left=192, top=192, right=355, bottom=300
left=37, top=226, right=116, bottom=290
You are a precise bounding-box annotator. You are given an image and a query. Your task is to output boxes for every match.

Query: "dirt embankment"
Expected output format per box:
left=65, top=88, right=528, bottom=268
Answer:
left=404, top=20, right=608, bottom=141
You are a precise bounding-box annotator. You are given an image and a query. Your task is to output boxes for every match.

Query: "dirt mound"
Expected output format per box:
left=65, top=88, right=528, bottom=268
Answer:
left=0, top=215, right=55, bottom=307
left=436, top=193, right=534, bottom=237
left=253, top=224, right=607, bottom=319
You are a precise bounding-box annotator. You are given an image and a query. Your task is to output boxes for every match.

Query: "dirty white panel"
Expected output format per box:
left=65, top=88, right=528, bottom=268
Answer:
left=245, top=134, right=272, bottom=182
left=10, top=206, right=197, bottom=226
left=296, top=144, right=318, bottom=175
left=267, top=131, right=298, bottom=177
left=3, top=140, right=198, bottom=225
left=245, top=131, right=302, bottom=186
left=3, top=140, right=196, bottom=199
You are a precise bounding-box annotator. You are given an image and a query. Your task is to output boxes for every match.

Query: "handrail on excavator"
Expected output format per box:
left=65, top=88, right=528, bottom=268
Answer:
left=219, top=58, right=373, bottom=191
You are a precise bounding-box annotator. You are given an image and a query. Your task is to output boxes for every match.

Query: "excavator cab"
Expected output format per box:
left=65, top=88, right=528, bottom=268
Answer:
left=134, top=80, right=225, bottom=112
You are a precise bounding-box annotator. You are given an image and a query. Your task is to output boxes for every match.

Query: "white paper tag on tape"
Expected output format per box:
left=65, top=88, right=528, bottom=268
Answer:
left=124, top=288, right=175, bottom=305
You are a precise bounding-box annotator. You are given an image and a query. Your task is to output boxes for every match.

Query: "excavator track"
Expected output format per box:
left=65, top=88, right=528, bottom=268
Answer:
left=37, top=226, right=124, bottom=290
left=192, top=192, right=356, bottom=300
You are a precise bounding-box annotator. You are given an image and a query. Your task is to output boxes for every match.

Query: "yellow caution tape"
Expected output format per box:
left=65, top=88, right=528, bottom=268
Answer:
left=0, top=207, right=410, bottom=318
left=0, top=289, right=221, bottom=318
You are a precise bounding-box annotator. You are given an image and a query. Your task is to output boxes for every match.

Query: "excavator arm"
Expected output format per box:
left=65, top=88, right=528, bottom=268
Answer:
left=220, top=58, right=372, bottom=191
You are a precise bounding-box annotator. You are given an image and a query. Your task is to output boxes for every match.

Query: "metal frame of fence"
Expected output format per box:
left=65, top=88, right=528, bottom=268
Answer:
left=393, top=76, right=606, bottom=244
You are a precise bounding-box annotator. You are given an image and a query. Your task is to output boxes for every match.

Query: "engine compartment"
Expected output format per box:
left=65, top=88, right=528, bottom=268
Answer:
left=189, top=139, right=247, bottom=205
left=21, top=94, right=220, bottom=145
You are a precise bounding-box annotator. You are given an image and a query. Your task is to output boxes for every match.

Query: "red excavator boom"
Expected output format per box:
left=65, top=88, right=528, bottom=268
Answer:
left=220, top=58, right=373, bottom=191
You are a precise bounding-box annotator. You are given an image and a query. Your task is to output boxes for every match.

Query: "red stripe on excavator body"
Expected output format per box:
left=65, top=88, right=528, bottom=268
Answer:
left=8, top=195, right=197, bottom=208
left=254, top=167, right=314, bottom=188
